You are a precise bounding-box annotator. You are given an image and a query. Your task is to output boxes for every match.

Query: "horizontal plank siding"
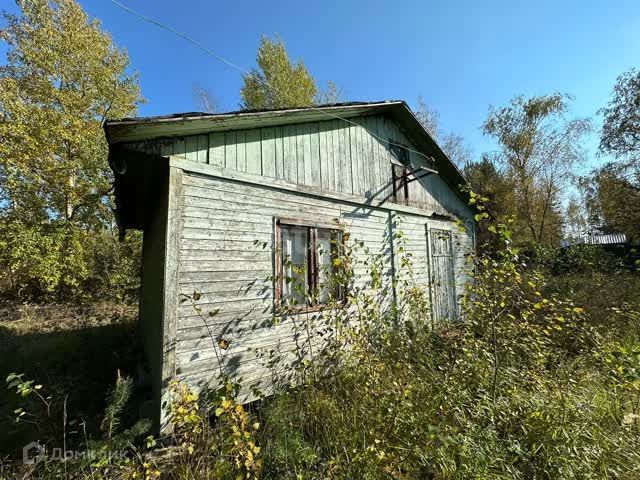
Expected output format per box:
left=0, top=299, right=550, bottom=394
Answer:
left=174, top=172, right=405, bottom=401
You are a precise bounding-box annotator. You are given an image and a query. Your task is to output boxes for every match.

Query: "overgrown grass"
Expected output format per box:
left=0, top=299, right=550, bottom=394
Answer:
left=2, top=221, right=639, bottom=479
left=0, top=303, right=141, bottom=458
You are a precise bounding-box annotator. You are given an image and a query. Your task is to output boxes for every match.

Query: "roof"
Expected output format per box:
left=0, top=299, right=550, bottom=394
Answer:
left=109, top=101, right=393, bottom=126
left=105, top=100, right=468, bottom=198
left=561, top=233, right=628, bottom=247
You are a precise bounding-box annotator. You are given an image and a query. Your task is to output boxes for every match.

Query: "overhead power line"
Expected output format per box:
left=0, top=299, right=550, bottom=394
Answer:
left=109, top=0, right=435, bottom=163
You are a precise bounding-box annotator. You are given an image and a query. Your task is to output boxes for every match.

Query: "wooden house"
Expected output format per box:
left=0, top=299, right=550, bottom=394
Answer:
left=104, top=100, right=475, bottom=431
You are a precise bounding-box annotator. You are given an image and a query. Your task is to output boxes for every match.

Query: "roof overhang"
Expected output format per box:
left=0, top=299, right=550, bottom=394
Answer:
left=106, top=101, right=404, bottom=144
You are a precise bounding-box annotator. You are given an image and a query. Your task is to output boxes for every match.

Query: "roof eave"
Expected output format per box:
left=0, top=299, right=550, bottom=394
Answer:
left=105, top=101, right=404, bottom=144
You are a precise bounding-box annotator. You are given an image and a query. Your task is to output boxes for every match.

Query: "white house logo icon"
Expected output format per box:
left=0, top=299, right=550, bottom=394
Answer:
left=23, top=441, right=46, bottom=465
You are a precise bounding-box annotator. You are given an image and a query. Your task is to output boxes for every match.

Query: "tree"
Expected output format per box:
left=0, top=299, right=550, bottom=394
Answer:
left=192, top=83, right=217, bottom=113
left=564, top=196, right=588, bottom=239
left=414, top=96, right=473, bottom=169
left=463, top=156, right=517, bottom=250
left=600, top=68, right=640, bottom=159
left=240, top=35, right=317, bottom=110
left=440, top=133, right=473, bottom=170
left=483, top=94, right=591, bottom=246
left=580, top=163, right=640, bottom=242
left=1, top=0, right=142, bottom=225
left=591, top=68, right=640, bottom=241
left=316, top=80, right=344, bottom=105
left=415, top=95, right=440, bottom=140
left=0, top=0, right=143, bottom=298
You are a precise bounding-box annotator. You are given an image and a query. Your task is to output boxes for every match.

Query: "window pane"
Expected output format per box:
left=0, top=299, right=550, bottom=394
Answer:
left=281, top=225, right=308, bottom=304
left=316, top=229, right=334, bottom=303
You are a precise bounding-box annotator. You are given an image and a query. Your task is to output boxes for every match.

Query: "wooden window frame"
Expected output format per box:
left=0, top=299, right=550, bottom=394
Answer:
left=390, top=141, right=411, bottom=205
left=274, top=218, right=345, bottom=313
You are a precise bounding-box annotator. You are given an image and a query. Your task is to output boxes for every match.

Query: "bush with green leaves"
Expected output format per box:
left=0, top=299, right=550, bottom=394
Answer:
left=0, top=219, right=141, bottom=303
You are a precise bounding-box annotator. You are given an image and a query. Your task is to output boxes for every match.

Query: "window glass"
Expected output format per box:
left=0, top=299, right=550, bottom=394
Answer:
left=281, top=225, right=308, bottom=305
left=277, top=222, right=344, bottom=308
left=392, top=164, right=410, bottom=204
left=316, top=229, right=334, bottom=304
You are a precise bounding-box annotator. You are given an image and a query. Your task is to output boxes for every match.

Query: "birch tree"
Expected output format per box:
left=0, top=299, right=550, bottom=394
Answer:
left=483, top=94, right=591, bottom=245
left=0, top=0, right=143, bottom=297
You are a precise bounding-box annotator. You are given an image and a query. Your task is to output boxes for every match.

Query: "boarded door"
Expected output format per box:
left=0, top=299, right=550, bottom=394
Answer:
left=427, top=227, right=457, bottom=322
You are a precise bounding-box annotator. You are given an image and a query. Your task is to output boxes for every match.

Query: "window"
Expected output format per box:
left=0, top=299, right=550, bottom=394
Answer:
left=390, top=142, right=410, bottom=205
left=275, top=220, right=344, bottom=309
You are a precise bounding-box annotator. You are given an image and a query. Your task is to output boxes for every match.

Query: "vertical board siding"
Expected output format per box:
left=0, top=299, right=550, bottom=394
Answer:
left=123, top=114, right=473, bottom=221
left=274, top=126, right=285, bottom=179
left=208, top=132, right=225, bottom=167
left=236, top=130, right=247, bottom=172
left=197, top=135, right=208, bottom=163
left=245, top=129, right=262, bottom=175
left=185, top=135, right=198, bottom=163
left=224, top=131, right=237, bottom=170
left=296, top=124, right=306, bottom=185
left=309, top=123, right=321, bottom=187
left=283, top=125, right=297, bottom=183
left=261, top=127, right=276, bottom=177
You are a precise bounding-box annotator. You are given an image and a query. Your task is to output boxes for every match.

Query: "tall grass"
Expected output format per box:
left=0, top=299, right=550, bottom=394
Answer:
left=3, top=212, right=640, bottom=479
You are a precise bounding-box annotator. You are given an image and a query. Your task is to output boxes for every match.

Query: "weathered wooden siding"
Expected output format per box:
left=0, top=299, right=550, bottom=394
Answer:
left=170, top=170, right=473, bottom=400
left=138, top=172, right=168, bottom=431
left=126, top=115, right=473, bottom=221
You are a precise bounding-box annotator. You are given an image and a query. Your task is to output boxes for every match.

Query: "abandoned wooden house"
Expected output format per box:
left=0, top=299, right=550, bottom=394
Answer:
left=104, top=100, right=475, bottom=431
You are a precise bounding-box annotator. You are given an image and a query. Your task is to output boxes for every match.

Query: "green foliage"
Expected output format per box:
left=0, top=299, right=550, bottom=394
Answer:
left=463, top=162, right=517, bottom=252
left=482, top=94, right=591, bottom=247
left=101, top=371, right=133, bottom=439
left=600, top=68, right=640, bottom=158
left=148, top=380, right=263, bottom=479
left=5, top=370, right=151, bottom=479
left=580, top=162, right=640, bottom=243
left=239, top=35, right=341, bottom=111
left=0, top=0, right=143, bottom=303
left=240, top=35, right=318, bottom=110
left=0, top=0, right=142, bottom=224
left=531, top=243, right=625, bottom=275
left=0, top=218, right=141, bottom=301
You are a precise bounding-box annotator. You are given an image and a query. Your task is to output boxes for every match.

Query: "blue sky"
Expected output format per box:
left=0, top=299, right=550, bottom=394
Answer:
left=3, top=0, right=640, bottom=169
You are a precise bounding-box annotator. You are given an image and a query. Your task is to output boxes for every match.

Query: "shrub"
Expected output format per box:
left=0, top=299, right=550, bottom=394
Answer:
left=253, top=213, right=640, bottom=479
left=0, top=219, right=141, bottom=303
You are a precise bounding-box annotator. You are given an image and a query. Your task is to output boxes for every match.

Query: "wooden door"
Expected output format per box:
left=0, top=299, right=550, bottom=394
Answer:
left=427, top=227, right=457, bottom=322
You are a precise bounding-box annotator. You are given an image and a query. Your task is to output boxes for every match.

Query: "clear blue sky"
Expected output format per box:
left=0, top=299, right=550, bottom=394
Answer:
left=3, top=0, right=640, bottom=168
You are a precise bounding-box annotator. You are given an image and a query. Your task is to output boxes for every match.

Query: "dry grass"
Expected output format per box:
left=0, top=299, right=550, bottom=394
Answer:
left=0, top=302, right=140, bottom=458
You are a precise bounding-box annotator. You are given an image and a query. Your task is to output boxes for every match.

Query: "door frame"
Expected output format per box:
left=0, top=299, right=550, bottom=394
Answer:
left=425, top=222, right=457, bottom=323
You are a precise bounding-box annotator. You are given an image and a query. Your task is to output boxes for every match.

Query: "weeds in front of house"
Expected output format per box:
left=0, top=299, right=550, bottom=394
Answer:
left=3, top=196, right=640, bottom=478
left=256, top=200, right=640, bottom=479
